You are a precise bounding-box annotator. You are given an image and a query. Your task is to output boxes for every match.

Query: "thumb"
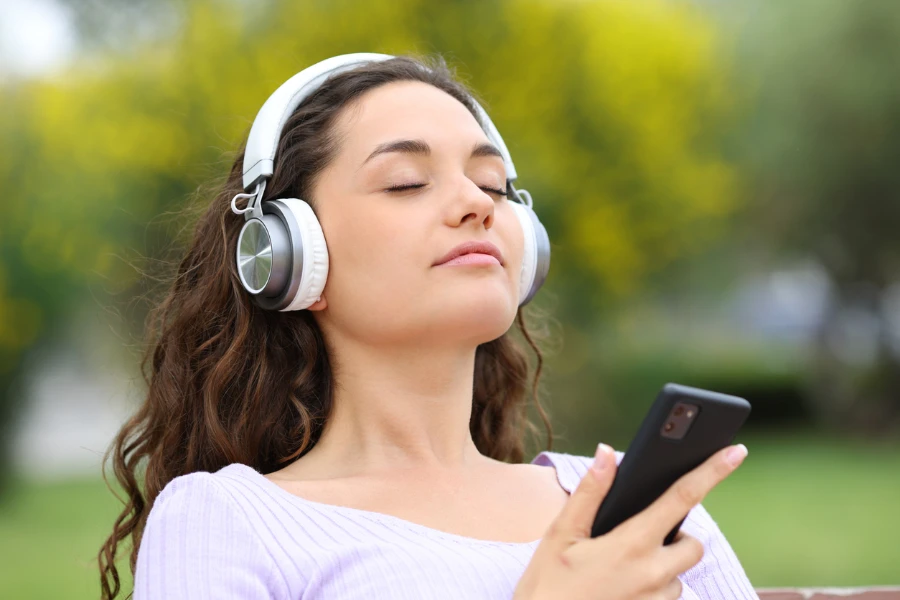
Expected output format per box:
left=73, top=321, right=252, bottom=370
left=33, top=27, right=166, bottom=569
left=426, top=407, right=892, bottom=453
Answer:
left=547, top=443, right=617, bottom=543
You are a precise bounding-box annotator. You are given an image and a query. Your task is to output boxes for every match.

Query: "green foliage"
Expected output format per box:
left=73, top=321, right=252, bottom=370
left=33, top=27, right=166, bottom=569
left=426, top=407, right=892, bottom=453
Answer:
left=734, top=0, right=900, bottom=286
left=0, top=0, right=740, bottom=476
left=728, top=0, right=900, bottom=429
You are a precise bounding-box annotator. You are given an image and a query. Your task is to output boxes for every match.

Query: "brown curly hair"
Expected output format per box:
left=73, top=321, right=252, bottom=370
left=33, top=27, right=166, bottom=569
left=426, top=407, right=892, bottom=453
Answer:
left=97, top=55, right=554, bottom=599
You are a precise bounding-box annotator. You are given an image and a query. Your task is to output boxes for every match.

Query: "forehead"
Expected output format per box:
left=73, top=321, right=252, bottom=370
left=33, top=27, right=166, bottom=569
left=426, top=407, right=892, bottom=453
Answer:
left=333, top=80, right=488, bottom=151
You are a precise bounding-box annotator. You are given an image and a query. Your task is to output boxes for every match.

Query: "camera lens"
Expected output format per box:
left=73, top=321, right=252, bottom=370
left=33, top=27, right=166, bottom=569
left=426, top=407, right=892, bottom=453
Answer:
left=664, top=422, right=675, bottom=432
left=673, top=405, right=684, bottom=417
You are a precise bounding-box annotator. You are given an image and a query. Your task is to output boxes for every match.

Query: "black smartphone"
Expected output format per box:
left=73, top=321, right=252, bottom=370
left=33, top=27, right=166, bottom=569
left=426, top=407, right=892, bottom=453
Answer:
left=590, top=383, right=751, bottom=544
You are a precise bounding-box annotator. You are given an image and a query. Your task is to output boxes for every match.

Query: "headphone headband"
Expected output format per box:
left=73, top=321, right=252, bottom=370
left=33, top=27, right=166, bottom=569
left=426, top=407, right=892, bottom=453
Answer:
left=241, top=52, right=519, bottom=193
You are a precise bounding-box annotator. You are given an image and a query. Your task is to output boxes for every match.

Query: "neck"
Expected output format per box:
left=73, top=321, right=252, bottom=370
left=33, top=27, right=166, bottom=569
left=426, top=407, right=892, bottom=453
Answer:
left=299, top=339, right=488, bottom=478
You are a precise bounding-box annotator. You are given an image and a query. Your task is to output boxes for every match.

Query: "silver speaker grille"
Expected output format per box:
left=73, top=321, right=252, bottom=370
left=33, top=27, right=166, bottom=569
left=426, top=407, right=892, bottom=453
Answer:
left=238, top=219, right=273, bottom=293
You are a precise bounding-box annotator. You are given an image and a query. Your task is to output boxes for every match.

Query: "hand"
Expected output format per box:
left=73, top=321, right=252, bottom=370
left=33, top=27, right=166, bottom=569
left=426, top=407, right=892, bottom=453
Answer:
left=514, top=443, right=748, bottom=600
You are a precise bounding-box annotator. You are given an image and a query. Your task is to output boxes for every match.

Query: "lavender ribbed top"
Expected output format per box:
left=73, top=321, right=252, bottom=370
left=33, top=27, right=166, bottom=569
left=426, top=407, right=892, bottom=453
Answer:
left=133, top=450, right=759, bottom=599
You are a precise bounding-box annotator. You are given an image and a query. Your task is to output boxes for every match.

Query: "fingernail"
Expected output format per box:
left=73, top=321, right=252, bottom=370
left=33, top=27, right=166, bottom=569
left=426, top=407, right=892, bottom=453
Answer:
left=726, top=444, right=748, bottom=468
left=591, top=443, right=612, bottom=477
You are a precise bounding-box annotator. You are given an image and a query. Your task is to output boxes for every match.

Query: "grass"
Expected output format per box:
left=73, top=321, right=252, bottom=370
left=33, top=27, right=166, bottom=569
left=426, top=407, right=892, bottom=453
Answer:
left=0, top=432, right=897, bottom=598
left=703, top=430, right=900, bottom=588
left=0, top=475, right=133, bottom=599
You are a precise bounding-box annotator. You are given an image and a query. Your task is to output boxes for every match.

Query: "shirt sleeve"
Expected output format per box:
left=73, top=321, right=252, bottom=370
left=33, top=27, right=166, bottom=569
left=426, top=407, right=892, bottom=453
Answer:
left=679, top=502, right=760, bottom=600
left=133, top=471, right=286, bottom=600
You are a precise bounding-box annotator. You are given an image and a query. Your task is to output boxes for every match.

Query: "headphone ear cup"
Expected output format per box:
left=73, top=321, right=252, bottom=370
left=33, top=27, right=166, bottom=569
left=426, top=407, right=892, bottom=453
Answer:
left=236, top=198, right=329, bottom=312
left=236, top=213, right=292, bottom=297
left=510, top=200, right=550, bottom=306
left=277, top=198, right=329, bottom=311
left=510, top=202, right=537, bottom=305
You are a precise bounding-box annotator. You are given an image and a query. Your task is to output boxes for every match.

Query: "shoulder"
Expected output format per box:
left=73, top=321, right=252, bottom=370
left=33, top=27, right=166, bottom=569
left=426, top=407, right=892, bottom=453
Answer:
left=140, top=467, right=262, bottom=557
left=142, top=463, right=291, bottom=551
left=530, top=448, right=625, bottom=493
left=144, top=467, right=250, bottom=532
left=135, top=466, right=290, bottom=599
left=146, top=463, right=296, bottom=526
left=149, top=469, right=226, bottom=512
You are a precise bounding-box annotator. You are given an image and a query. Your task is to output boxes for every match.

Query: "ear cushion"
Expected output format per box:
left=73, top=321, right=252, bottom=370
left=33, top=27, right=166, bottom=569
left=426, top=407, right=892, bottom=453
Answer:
left=510, top=201, right=538, bottom=306
left=277, top=198, right=329, bottom=312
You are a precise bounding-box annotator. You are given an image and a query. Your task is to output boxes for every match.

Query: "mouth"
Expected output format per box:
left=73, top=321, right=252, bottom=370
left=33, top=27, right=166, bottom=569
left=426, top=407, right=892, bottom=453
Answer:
left=438, top=253, right=502, bottom=267
left=434, top=240, right=505, bottom=267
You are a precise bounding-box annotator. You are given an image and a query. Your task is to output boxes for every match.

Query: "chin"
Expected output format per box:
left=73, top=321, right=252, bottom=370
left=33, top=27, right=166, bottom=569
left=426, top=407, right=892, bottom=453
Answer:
left=438, top=290, right=518, bottom=343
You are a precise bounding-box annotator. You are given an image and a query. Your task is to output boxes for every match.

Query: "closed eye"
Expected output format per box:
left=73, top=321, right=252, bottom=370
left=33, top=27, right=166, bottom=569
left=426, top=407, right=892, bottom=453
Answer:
left=480, top=186, right=508, bottom=197
left=385, top=183, right=507, bottom=197
left=385, top=183, right=427, bottom=192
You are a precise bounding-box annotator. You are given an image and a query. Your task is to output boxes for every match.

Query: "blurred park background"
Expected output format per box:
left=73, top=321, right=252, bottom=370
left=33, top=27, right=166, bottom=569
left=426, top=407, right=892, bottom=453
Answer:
left=1, top=0, right=899, bottom=597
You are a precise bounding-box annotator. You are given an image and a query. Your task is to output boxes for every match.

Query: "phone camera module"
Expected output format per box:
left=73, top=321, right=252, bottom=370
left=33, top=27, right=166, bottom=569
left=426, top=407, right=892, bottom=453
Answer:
left=660, top=402, right=700, bottom=440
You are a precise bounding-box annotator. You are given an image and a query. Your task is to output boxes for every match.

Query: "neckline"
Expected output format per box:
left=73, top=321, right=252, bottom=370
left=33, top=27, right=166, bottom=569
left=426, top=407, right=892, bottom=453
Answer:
left=221, top=452, right=571, bottom=548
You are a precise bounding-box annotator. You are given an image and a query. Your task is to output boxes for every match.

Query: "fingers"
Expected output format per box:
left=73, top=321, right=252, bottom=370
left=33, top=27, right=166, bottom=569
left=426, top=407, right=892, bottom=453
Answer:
left=544, top=443, right=616, bottom=544
left=625, top=444, right=747, bottom=544
left=658, top=577, right=683, bottom=600
left=635, top=534, right=699, bottom=599
left=658, top=531, right=705, bottom=579
left=635, top=577, right=683, bottom=600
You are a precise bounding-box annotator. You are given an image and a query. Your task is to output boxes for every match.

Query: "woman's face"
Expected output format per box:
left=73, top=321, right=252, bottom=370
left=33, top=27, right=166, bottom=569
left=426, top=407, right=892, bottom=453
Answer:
left=309, top=80, right=525, bottom=348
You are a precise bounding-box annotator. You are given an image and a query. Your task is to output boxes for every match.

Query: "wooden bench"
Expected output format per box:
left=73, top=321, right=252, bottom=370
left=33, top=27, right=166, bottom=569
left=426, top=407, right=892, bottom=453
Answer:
left=758, top=588, right=900, bottom=599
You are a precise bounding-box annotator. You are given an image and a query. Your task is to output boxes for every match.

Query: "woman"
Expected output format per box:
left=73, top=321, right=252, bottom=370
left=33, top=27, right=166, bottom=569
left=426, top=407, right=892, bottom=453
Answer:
left=98, top=53, right=758, bottom=599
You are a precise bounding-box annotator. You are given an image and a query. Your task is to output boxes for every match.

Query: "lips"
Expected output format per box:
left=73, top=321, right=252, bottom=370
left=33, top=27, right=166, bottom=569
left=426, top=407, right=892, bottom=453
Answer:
left=433, top=240, right=505, bottom=266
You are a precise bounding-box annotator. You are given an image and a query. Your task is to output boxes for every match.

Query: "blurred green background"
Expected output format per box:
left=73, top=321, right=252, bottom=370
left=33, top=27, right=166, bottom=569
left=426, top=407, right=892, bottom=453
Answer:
left=1, top=0, right=899, bottom=597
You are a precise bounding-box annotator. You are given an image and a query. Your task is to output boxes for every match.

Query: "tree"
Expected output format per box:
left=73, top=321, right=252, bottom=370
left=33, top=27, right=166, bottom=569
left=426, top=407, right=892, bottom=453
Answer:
left=732, top=0, right=900, bottom=431
left=0, top=0, right=738, bottom=482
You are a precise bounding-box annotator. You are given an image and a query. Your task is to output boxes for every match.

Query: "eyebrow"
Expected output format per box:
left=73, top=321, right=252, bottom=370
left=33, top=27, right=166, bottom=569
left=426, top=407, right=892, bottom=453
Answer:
left=362, top=139, right=504, bottom=166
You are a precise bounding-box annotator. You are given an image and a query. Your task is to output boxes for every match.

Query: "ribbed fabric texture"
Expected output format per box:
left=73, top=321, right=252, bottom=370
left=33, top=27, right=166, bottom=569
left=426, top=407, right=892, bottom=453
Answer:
left=134, top=450, right=759, bottom=599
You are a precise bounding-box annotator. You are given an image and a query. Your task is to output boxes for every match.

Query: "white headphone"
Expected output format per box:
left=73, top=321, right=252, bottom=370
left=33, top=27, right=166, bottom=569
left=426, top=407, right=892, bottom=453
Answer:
left=231, top=53, right=550, bottom=311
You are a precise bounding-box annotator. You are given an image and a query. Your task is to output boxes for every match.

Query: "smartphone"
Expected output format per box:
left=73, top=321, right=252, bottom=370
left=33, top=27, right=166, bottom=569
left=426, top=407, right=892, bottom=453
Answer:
left=589, top=383, right=751, bottom=544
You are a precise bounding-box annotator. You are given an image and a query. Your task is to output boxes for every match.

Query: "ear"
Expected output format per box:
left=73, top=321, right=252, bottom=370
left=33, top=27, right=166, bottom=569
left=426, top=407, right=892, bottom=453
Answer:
left=306, top=295, right=328, bottom=311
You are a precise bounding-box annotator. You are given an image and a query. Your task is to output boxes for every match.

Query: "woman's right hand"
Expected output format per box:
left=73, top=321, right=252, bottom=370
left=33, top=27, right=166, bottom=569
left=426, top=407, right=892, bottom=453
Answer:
left=514, top=442, right=748, bottom=600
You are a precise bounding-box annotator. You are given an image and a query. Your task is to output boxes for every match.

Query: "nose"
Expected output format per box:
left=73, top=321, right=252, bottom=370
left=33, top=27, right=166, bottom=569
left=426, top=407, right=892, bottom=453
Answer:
left=447, top=176, right=495, bottom=229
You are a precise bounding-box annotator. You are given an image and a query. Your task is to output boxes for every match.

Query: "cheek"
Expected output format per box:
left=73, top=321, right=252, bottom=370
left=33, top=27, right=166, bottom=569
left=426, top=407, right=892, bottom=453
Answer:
left=324, top=206, right=420, bottom=292
left=501, top=208, right=526, bottom=279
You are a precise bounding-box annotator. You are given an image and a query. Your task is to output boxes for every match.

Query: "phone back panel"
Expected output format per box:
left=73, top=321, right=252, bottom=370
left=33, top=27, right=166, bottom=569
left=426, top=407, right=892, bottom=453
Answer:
left=590, top=383, right=751, bottom=542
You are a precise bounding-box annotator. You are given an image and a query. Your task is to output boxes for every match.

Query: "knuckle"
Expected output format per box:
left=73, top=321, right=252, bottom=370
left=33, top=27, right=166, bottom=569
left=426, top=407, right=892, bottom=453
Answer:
left=611, top=523, right=646, bottom=557
left=686, top=536, right=705, bottom=564
left=715, top=454, right=735, bottom=478
left=558, top=547, right=577, bottom=570
left=651, top=578, right=683, bottom=600
left=545, top=518, right=567, bottom=540
left=674, top=479, right=702, bottom=507
left=645, top=563, right=670, bottom=588
left=688, top=537, right=706, bottom=564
